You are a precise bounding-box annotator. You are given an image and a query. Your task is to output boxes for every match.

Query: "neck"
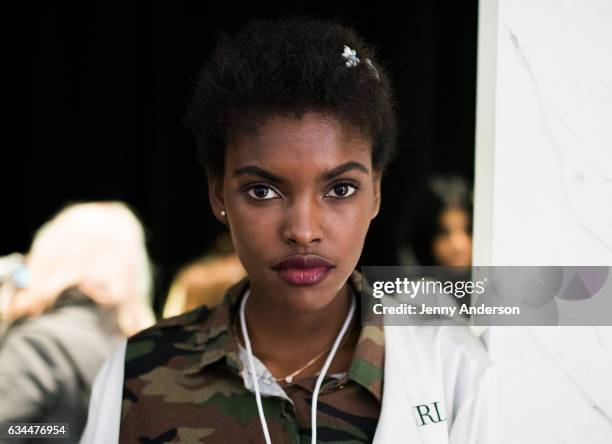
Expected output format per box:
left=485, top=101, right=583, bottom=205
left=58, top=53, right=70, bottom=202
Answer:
left=241, top=282, right=354, bottom=375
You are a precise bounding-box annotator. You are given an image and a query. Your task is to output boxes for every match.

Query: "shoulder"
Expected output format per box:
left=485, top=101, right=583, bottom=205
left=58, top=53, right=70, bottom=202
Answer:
left=125, top=303, right=213, bottom=352
left=3, top=303, right=117, bottom=355
left=123, top=304, right=215, bottom=378
left=123, top=274, right=249, bottom=379
left=5, top=288, right=119, bottom=344
left=426, top=325, right=490, bottom=379
left=6, top=301, right=92, bottom=335
left=384, top=323, right=491, bottom=382
left=129, top=304, right=212, bottom=340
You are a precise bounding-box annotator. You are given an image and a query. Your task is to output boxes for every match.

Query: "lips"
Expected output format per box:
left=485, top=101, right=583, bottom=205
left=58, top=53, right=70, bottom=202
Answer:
left=272, top=254, right=335, bottom=286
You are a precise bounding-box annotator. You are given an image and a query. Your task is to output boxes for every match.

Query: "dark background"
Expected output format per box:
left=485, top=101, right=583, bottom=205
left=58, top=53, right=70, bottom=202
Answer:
left=5, top=1, right=478, bottom=314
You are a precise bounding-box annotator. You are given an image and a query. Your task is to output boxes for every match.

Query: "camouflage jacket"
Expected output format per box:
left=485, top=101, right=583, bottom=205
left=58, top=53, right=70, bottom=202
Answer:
left=119, top=270, right=384, bottom=443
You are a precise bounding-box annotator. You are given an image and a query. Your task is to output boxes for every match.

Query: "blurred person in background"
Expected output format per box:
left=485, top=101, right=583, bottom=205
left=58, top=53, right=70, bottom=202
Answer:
left=400, top=175, right=473, bottom=267
left=0, top=201, right=155, bottom=443
left=395, top=176, right=474, bottom=317
left=163, top=232, right=246, bottom=317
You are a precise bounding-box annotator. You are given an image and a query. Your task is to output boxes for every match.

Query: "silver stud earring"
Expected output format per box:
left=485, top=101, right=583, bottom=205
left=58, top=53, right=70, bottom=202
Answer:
left=220, top=209, right=226, bottom=217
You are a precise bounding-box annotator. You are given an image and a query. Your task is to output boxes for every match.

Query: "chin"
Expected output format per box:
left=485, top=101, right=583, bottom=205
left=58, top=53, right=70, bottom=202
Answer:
left=275, top=278, right=342, bottom=314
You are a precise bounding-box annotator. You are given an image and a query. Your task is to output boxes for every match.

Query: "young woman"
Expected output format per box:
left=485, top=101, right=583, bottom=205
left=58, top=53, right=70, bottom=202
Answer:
left=81, top=18, right=494, bottom=444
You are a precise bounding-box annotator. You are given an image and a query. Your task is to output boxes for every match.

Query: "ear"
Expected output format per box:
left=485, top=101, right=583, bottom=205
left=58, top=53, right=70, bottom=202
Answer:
left=207, top=172, right=227, bottom=225
left=371, top=171, right=382, bottom=219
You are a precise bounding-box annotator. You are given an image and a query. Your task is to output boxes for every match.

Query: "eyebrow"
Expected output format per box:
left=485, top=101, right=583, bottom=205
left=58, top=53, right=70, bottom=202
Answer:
left=232, top=161, right=370, bottom=183
left=232, top=166, right=283, bottom=183
left=322, top=161, right=370, bottom=181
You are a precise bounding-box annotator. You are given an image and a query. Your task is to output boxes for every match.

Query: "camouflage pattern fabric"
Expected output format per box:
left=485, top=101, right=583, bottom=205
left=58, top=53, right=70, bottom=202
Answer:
left=119, top=270, right=384, bottom=443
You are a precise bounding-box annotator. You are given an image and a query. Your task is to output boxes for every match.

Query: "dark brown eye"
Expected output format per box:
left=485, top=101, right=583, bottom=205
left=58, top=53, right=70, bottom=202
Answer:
left=326, top=183, right=357, bottom=198
left=335, top=184, right=349, bottom=196
left=247, top=185, right=279, bottom=200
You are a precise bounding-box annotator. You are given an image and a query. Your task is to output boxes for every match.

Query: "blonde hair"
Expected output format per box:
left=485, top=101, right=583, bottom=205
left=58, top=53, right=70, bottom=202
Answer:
left=5, top=201, right=155, bottom=336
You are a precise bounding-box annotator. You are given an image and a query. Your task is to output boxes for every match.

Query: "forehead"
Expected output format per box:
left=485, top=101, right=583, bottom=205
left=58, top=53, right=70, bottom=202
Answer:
left=225, top=112, right=372, bottom=174
left=440, top=207, right=470, bottom=226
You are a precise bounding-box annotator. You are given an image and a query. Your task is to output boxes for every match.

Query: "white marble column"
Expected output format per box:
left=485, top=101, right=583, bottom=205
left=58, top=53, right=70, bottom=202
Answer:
left=474, top=0, right=612, bottom=441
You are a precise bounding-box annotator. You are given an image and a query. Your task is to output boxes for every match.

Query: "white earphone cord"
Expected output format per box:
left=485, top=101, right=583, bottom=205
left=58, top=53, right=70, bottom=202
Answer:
left=239, top=288, right=356, bottom=444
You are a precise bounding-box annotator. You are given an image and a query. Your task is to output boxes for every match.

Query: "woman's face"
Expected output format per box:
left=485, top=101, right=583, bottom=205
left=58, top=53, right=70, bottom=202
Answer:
left=208, top=111, right=381, bottom=313
left=432, top=207, right=472, bottom=267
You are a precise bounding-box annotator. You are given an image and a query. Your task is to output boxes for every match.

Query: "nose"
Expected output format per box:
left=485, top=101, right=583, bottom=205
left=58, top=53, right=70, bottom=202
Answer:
left=282, top=195, right=323, bottom=247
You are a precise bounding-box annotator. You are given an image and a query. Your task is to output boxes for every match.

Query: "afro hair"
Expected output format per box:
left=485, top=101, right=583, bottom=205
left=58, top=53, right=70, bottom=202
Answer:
left=186, top=17, right=398, bottom=176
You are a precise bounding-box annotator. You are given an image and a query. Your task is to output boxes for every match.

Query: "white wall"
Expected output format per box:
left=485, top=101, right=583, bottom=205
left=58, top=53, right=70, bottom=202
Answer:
left=474, top=0, right=612, bottom=441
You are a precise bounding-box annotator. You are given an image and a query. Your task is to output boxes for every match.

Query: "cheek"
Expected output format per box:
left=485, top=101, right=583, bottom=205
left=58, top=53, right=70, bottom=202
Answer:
left=225, top=210, right=270, bottom=267
left=432, top=237, right=449, bottom=256
left=458, top=235, right=472, bottom=252
left=327, top=203, right=372, bottom=253
left=229, top=217, right=271, bottom=263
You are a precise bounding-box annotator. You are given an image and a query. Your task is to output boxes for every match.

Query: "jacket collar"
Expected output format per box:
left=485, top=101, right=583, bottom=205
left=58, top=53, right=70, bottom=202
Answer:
left=181, top=269, right=384, bottom=402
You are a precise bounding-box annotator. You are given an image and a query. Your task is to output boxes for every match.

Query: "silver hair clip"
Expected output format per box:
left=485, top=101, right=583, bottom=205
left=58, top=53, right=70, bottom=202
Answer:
left=342, top=45, right=380, bottom=81
left=342, top=45, right=360, bottom=67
